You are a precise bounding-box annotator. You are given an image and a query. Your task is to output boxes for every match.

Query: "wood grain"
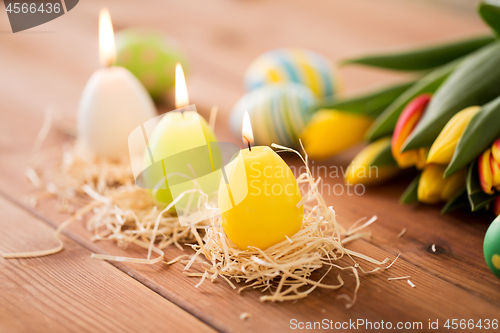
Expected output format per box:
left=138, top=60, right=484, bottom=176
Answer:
left=0, top=195, right=216, bottom=333
left=0, top=0, right=499, bottom=332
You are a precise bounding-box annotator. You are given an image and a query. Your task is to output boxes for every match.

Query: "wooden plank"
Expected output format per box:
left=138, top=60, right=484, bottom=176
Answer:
left=1, top=0, right=499, bottom=332
left=4, top=185, right=500, bottom=333
left=0, top=195, right=216, bottom=333
left=1, top=97, right=499, bottom=331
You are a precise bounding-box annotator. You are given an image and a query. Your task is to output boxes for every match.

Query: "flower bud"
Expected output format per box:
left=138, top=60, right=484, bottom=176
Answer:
left=492, top=138, right=500, bottom=165
left=493, top=197, right=500, bottom=216
left=427, top=106, right=480, bottom=164
left=479, top=149, right=494, bottom=195
left=418, top=164, right=465, bottom=204
left=491, top=156, right=500, bottom=190
left=301, top=109, right=373, bottom=159
left=392, top=94, right=431, bottom=169
left=345, top=137, right=400, bottom=185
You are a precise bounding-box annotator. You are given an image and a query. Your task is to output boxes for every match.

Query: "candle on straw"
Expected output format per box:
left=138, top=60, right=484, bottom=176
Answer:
left=218, top=112, right=304, bottom=250
left=142, top=63, right=219, bottom=208
left=77, top=8, right=156, bottom=159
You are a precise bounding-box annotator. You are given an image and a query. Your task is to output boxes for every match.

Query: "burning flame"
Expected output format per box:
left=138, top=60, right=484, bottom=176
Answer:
left=242, top=111, right=254, bottom=148
left=99, top=8, right=116, bottom=67
left=175, top=63, right=189, bottom=109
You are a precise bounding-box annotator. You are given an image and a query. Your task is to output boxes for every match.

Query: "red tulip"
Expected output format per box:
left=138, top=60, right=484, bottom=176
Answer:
left=493, top=197, right=500, bottom=216
left=479, top=149, right=494, bottom=195
left=492, top=138, right=500, bottom=165
left=392, top=94, right=431, bottom=169
left=491, top=154, right=500, bottom=191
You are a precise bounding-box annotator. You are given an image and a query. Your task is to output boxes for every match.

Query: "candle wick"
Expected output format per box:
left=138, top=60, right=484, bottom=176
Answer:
left=178, top=106, right=186, bottom=117
left=243, top=136, right=251, bottom=151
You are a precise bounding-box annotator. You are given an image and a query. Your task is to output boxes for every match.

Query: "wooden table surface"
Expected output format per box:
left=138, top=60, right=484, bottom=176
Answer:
left=1, top=0, right=499, bottom=332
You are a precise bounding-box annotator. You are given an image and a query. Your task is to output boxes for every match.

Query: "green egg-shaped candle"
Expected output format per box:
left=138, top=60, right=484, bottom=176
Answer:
left=230, top=83, right=316, bottom=147
left=114, top=29, right=188, bottom=100
left=142, top=110, right=220, bottom=210
left=484, top=215, right=500, bottom=279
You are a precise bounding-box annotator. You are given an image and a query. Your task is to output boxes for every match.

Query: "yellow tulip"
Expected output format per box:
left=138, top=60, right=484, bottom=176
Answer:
left=441, top=168, right=467, bottom=201
left=418, top=164, right=466, bottom=204
left=301, top=109, right=373, bottom=160
left=427, top=106, right=481, bottom=164
left=345, top=137, right=400, bottom=185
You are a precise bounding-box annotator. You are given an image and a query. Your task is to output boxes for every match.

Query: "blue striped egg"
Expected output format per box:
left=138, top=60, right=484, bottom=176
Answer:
left=244, top=48, right=336, bottom=98
left=230, top=83, right=316, bottom=147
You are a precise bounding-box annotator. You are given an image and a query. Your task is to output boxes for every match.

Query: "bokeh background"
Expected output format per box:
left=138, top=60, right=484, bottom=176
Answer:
left=0, top=0, right=487, bottom=148
left=1, top=2, right=499, bottom=332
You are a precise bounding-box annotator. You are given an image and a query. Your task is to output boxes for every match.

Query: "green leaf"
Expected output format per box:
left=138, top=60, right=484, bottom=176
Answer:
left=340, top=35, right=495, bottom=71
left=441, top=189, right=470, bottom=214
left=313, top=80, right=415, bottom=118
left=369, top=140, right=396, bottom=167
left=466, top=163, right=499, bottom=211
left=446, top=94, right=500, bottom=177
left=400, top=174, right=420, bottom=204
left=403, top=41, right=500, bottom=151
left=478, top=1, right=500, bottom=37
left=366, top=62, right=457, bottom=141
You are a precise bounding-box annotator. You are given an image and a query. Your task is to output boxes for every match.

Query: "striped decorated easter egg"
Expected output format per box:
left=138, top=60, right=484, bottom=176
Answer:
left=230, top=83, right=316, bottom=147
left=244, top=48, right=337, bottom=98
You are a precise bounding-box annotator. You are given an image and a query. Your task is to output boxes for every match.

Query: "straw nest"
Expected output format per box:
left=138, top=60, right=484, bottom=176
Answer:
left=5, top=111, right=398, bottom=305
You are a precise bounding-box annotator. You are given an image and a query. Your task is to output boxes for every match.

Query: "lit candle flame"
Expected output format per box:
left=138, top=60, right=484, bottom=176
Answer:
left=99, top=8, right=116, bottom=67
left=175, top=63, right=189, bottom=109
left=242, top=111, right=254, bottom=148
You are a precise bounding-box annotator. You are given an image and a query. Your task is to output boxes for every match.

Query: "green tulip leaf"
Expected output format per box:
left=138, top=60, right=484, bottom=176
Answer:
left=446, top=94, right=500, bottom=177
left=313, top=80, right=415, bottom=118
left=369, top=140, right=397, bottom=167
left=466, top=163, right=499, bottom=211
left=403, top=41, right=500, bottom=152
left=478, top=1, right=500, bottom=37
left=441, top=189, right=470, bottom=214
left=366, top=62, right=457, bottom=141
left=400, top=174, right=420, bottom=204
left=340, top=35, right=494, bottom=71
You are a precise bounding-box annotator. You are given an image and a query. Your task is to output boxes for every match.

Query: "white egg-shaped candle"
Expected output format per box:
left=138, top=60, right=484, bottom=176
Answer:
left=78, top=66, right=156, bottom=158
left=77, top=8, right=156, bottom=159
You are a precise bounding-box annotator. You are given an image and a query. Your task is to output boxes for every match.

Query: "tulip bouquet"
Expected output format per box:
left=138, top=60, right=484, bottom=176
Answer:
left=306, top=0, right=500, bottom=216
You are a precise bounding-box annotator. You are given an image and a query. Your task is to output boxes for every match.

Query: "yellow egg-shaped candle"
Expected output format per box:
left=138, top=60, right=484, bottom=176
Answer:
left=218, top=146, right=303, bottom=250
